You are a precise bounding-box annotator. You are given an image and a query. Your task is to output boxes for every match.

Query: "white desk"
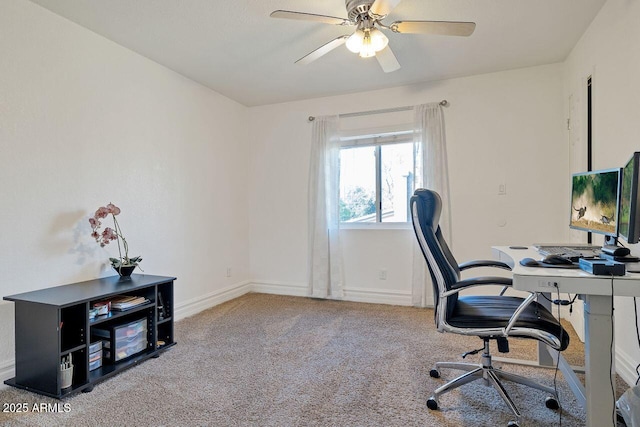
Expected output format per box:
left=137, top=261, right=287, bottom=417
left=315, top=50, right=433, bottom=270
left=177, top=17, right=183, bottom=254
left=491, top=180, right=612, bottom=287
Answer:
left=493, top=246, right=640, bottom=427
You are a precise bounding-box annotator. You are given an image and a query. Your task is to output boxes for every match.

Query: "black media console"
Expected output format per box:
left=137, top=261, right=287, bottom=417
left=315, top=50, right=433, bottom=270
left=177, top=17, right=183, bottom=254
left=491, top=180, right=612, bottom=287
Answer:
left=3, top=274, right=176, bottom=398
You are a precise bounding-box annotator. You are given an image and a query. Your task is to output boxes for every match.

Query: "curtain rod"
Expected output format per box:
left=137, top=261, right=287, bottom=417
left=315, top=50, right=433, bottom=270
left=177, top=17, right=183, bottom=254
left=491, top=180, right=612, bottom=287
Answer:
left=307, top=100, right=448, bottom=122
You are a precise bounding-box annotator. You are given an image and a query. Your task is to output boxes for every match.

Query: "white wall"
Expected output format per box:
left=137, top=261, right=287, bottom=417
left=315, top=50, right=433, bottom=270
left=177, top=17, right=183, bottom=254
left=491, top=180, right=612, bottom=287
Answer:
left=564, top=0, right=640, bottom=387
left=247, top=63, right=569, bottom=304
left=0, top=0, right=250, bottom=378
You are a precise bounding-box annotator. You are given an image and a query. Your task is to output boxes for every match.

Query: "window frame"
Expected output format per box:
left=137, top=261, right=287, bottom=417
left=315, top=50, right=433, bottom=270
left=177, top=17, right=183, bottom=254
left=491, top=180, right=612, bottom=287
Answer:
left=338, top=124, right=415, bottom=229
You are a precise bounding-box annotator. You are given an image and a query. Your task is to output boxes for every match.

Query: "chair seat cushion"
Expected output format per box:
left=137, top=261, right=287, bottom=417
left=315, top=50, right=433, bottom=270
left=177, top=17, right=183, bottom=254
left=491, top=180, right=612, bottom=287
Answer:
left=449, top=295, right=570, bottom=350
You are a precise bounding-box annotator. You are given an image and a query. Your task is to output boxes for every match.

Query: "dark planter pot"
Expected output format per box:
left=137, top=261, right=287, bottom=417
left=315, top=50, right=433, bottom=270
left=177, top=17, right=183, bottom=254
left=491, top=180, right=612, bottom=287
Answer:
left=113, top=265, right=136, bottom=278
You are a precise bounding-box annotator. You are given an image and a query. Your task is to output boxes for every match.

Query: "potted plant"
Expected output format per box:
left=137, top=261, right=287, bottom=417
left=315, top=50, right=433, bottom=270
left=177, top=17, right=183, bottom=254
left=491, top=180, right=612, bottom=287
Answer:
left=89, top=203, right=142, bottom=277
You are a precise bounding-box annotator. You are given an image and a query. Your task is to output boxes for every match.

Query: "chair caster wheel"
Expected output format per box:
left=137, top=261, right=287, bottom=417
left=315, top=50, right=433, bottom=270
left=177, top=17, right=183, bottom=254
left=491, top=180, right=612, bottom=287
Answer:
left=507, top=421, right=519, bottom=427
left=426, top=398, right=438, bottom=410
left=429, top=369, right=440, bottom=378
left=545, top=396, right=560, bottom=410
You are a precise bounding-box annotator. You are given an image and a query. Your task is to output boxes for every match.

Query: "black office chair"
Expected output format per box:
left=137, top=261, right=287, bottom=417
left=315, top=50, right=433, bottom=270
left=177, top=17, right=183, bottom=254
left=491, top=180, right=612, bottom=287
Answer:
left=410, top=188, right=570, bottom=427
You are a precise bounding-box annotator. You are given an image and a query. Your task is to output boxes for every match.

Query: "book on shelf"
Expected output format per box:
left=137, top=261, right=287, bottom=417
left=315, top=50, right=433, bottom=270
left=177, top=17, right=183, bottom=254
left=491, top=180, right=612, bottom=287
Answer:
left=110, top=295, right=149, bottom=311
left=157, top=291, right=169, bottom=319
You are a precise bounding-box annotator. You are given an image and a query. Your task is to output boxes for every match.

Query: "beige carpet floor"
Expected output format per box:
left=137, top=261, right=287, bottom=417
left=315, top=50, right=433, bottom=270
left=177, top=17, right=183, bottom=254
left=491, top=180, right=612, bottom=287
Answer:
left=0, top=293, right=627, bottom=426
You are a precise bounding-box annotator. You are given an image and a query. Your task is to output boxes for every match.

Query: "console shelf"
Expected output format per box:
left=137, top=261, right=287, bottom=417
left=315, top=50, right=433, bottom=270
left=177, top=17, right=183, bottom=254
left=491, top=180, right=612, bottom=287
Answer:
left=90, top=301, right=155, bottom=326
left=4, top=274, right=176, bottom=399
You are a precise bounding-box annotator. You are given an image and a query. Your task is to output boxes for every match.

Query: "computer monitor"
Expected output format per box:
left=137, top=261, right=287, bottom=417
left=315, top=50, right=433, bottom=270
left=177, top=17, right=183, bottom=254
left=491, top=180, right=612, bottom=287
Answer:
left=619, top=152, right=640, bottom=244
left=570, top=168, right=622, bottom=238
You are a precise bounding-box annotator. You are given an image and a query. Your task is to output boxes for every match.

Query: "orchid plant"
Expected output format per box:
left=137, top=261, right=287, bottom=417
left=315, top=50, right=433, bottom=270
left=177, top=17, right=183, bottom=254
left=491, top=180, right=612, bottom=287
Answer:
left=89, top=203, right=142, bottom=271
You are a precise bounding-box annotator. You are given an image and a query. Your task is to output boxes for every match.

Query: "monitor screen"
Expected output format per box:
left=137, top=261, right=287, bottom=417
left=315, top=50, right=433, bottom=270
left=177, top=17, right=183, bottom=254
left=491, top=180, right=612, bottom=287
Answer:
left=619, top=152, right=640, bottom=243
left=570, top=168, right=621, bottom=237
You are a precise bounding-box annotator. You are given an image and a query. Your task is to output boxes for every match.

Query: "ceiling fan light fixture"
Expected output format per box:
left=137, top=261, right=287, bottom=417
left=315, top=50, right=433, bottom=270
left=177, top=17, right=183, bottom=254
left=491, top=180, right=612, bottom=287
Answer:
left=348, top=27, right=388, bottom=58
left=369, top=28, right=389, bottom=51
left=346, top=29, right=365, bottom=53
left=360, top=30, right=375, bottom=57
left=359, top=48, right=376, bottom=58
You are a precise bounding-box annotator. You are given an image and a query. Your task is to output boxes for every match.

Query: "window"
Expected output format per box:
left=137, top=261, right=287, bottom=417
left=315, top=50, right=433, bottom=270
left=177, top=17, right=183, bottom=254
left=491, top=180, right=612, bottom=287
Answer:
left=339, top=127, right=415, bottom=224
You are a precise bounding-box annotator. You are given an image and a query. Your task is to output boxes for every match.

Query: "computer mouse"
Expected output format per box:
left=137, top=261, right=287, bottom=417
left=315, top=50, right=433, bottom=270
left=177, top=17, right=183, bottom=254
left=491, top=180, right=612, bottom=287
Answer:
left=519, top=257, right=540, bottom=267
left=542, top=254, right=574, bottom=265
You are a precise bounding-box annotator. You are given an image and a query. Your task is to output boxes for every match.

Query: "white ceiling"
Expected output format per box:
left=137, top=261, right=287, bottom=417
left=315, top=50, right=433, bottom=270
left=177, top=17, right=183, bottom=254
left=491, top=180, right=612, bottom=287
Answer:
left=28, top=0, right=606, bottom=107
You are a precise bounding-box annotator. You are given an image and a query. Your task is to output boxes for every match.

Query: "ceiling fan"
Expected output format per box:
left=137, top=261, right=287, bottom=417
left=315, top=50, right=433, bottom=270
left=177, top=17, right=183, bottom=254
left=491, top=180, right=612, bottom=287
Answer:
left=270, top=0, right=476, bottom=73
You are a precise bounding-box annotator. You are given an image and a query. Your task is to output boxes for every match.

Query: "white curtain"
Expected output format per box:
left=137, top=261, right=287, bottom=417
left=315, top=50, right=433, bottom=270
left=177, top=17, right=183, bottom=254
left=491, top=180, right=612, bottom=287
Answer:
left=308, top=115, right=344, bottom=299
left=411, top=103, right=451, bottom=307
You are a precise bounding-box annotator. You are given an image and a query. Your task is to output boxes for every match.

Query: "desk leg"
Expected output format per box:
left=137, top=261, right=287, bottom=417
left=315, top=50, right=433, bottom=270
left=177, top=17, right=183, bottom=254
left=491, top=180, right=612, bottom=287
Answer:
left=537, top=294, right=556, bottom=367
left=539, top=294, right=588, bottom=409
left=584, top=295, right=616, bottom=427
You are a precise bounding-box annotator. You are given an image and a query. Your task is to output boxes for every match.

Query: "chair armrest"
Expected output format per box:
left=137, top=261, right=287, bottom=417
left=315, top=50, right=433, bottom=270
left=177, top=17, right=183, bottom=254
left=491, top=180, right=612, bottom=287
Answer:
left=444, top=279, right=540, bottom=337
left=458, top=260, right=512, bottom=271
left=504, top=292, right=538, bottom=335
left=453, top=276, right=512, bottom=290
left=442, top=276, right=512, bottom=297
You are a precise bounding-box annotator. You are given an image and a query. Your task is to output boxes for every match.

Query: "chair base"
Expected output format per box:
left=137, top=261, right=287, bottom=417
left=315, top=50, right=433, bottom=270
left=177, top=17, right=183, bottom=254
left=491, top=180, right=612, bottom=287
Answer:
left=427, top=341, right=559, bottom=426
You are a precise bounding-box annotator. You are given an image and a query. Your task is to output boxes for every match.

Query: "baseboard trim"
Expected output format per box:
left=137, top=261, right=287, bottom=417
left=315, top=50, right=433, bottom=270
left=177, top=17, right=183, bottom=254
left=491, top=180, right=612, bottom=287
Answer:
left=342, top=286, right=412, bottom=306
left=251, top=281, right=308, bottom=297
left=616, top=346, right=637, bottom=388
left=250, top=281, right=413, bottom=306
left=174, top=281, right=252, bottom=321
left=0, top=359, right=14, bottom=387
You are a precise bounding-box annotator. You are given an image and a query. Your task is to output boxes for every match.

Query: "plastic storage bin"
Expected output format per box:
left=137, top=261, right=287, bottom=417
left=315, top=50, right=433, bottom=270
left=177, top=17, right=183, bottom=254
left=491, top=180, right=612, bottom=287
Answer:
left=89, top=341, right=102, bottom=354
left=89, top=350, right=102, bottom=371
left=92, top=318, right=148, bottom=362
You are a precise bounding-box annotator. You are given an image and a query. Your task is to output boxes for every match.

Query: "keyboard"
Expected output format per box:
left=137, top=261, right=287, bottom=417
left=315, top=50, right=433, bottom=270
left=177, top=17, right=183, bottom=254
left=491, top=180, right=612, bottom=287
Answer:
left=535, top=245, right=601, bottom=259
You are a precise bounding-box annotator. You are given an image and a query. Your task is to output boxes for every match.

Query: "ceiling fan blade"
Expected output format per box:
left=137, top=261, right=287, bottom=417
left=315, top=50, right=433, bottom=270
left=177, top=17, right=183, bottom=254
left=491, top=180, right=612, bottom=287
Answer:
left=391, top=20, right=476, bottom=36
left=376, top=45, right=401, bottom=73
left=270, top=10, right=350, bottom=26
left=370, top=0, right=403, bottom=17
left=295, top=35, right=349, bottom=65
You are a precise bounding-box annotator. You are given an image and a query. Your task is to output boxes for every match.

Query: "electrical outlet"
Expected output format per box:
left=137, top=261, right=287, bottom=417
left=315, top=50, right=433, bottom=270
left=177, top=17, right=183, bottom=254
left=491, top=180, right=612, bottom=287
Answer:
left=379, top=269, right=387, bottom=280
left=226, top=267, right=232, bottom=278
left=538, top=280, right=558, bottom=289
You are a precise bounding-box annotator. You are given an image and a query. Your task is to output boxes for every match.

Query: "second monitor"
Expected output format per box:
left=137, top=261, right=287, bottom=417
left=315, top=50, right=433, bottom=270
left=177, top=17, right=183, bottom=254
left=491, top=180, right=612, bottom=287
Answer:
left=619, top=152, right=640, bottom=244
left=570, top=168, right=622, bottom=238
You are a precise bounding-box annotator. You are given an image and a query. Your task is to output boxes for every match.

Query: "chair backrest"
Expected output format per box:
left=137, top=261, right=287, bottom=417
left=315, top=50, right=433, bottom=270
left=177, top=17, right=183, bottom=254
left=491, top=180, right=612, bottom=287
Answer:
left=410, top=189, right=461, bottom=322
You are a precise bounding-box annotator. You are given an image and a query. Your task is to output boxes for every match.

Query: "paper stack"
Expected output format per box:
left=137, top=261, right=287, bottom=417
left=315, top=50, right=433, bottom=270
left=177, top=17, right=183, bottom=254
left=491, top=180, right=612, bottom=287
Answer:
left=110, top=295, right=148, bottom=311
